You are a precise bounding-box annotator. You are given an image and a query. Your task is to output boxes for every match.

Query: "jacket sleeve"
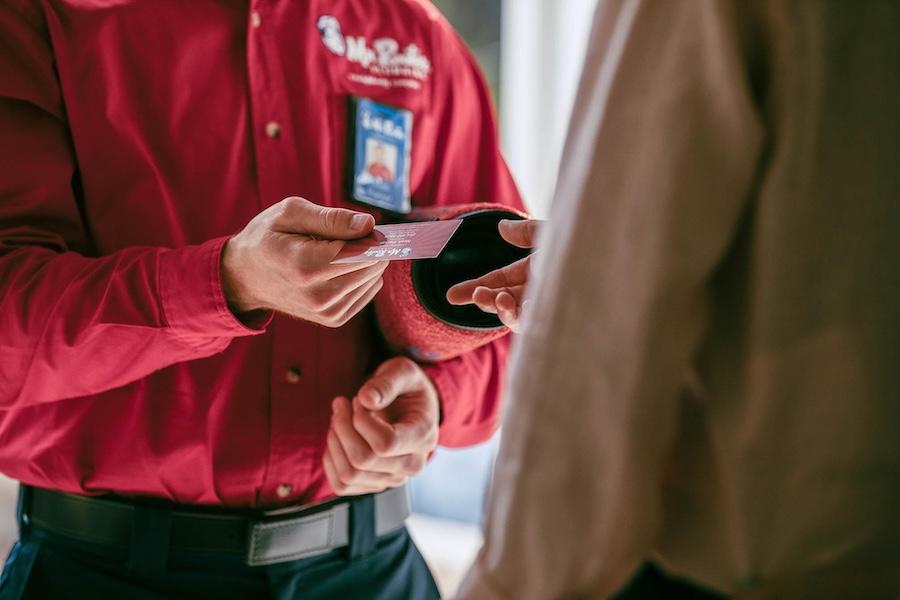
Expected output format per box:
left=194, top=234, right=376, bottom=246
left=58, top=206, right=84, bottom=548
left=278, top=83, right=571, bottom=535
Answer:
left=419, top=18, right=526, bottom=448
left=459, top=0, right=765, bottom=597
left=0, top=5, right=265, bottom=406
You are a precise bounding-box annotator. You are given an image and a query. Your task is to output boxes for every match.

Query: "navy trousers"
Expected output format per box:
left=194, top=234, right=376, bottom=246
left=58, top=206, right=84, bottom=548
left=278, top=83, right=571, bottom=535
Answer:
left=0, top=494, right=440, bottom=600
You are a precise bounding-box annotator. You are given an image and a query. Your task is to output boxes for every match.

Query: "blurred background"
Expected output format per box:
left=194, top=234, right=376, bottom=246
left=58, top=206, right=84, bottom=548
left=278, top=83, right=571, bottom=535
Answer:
left=0, top=1, right=600, bottom=597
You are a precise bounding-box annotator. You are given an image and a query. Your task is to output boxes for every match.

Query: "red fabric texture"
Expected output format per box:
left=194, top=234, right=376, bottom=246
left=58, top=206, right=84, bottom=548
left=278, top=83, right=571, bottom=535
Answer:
left=376, top=203, right=530, bottom=363
left=0, top=0, right=522, bottom=507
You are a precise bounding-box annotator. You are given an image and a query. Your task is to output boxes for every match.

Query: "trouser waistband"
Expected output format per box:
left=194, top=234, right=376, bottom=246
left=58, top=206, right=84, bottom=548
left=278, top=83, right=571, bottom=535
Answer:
left=19, top=485, right=410, bottom=570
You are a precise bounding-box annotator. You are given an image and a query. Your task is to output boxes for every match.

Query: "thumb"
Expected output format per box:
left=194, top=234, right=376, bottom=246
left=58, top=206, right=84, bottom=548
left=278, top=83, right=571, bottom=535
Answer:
left=277, top=197, right=375, bottom=240
left=356, top=357, right=420, bottom=410
left=498, top=218, right=540, bottom=249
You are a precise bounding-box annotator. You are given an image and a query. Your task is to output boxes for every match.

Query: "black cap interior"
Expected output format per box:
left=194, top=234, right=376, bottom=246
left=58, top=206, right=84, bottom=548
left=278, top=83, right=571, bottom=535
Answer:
left=411, top=210, right=532, bottom=330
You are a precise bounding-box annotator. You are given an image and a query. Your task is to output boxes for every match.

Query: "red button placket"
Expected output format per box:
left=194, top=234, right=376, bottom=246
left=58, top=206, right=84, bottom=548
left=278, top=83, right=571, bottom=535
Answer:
left=245, top=1, right=312, bottom=504
left=246, top=2, right=296, bottom=209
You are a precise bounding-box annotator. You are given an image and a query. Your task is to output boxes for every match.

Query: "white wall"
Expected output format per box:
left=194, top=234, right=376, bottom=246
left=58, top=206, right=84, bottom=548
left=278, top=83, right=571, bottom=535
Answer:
left=500, top=0, right=600, bottom=218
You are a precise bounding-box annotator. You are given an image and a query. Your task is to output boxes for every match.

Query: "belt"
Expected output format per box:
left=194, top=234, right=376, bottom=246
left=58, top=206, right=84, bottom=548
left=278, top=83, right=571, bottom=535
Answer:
left=22, top=485, right=410, bottom=567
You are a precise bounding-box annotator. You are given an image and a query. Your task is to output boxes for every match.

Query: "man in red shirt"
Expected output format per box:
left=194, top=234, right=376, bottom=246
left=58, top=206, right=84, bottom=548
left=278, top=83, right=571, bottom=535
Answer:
left=0, top=1, right=521, bottom=598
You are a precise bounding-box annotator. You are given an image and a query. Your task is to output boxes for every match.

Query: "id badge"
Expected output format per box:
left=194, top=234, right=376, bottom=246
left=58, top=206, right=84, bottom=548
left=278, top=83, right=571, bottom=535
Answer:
left=349, top=97, right=413, bottom=214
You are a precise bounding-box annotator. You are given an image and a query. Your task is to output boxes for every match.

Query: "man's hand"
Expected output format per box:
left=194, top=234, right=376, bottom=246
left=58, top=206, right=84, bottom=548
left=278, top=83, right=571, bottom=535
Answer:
left=222, top=197, right=388, bottom=328
left=446, top=219, right=539, bottom=332
left=323, top=357, right=440, bottom=496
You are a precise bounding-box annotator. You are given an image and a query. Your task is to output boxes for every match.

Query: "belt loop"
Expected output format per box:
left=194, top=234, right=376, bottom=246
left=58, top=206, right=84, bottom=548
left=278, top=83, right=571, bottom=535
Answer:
left=16, top=485, right=32, bottom=539
left=347, top=494, right=376, bottom=560
left=127, top=505, right=172, bottom=578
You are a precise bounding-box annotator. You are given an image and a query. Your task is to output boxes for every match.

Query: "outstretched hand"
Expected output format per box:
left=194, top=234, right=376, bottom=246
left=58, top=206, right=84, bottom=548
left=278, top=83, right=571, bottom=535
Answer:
left=446, top=219, right=539, bottom=332
left=222, top=197, right=387, bottom=328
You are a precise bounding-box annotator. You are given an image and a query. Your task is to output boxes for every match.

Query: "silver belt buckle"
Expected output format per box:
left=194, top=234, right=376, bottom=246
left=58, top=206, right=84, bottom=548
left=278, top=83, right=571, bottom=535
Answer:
left=245, top=485, right=410, bottom=567
left=245, top=503, right=350, bottom=567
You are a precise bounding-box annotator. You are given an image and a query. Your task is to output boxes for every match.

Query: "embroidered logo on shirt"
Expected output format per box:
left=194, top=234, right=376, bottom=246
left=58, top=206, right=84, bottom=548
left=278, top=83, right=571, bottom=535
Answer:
left=316, top=15, right=431, bottom=90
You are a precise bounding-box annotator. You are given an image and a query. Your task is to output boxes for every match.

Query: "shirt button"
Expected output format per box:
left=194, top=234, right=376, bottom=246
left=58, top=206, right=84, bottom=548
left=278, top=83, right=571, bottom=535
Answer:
left=276, top=483, right=293, bottom=499
left=285, top=366, right=302, bottom=384
left=250, top=10, right=261, bottom=28
left=265, top=121, right=282, bottom=139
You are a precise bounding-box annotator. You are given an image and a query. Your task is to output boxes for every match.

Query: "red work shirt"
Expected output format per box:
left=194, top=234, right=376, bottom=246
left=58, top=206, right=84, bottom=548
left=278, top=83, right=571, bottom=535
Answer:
left=0, top=0, right=521, bottom=508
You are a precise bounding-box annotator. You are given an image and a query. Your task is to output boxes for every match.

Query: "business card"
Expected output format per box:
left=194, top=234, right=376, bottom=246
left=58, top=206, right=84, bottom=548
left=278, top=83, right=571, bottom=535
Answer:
left=332, top=220, right=462, bottom=264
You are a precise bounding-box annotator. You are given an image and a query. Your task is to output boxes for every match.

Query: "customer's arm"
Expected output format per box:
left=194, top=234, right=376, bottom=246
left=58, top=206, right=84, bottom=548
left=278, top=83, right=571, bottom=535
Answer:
left=459, top=0, right=766, bottom=597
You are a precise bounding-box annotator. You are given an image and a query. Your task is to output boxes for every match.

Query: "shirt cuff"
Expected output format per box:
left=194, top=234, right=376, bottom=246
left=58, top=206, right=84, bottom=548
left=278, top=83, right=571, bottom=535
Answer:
left=425, top=361, right=499, bottom=448
left=159, top=236, right=272, bottom=343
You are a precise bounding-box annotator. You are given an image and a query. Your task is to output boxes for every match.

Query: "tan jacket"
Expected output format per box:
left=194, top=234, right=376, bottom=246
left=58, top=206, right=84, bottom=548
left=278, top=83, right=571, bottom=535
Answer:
left=459, top=0, right=900, bottom=598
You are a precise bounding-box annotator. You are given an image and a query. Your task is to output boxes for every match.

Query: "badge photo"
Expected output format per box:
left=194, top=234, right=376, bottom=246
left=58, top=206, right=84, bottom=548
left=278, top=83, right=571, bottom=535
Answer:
left=349, top=97, right=413, bottom=214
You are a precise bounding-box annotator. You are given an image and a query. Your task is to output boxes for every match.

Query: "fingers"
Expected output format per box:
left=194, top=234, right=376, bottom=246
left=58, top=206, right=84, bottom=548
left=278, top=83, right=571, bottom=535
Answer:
left=355, top=357, right=421, bottom=411
left=446, top=256, right=530, bottom=305
left=324, top=397, right=422, bottom=496
left=323, top=356, right=440, bottom=496
left=353, top=399, right=435, bottom=458
left=288, top=234, right=387, bottom=281
left=274, top=197, right=375, bottom=240
left=323, top=259, right=386, bottom=278
left=495, top=290, right=522, bottom=332
left=472, top=286, right=498, bottom=313
left=313, top=275, right=383, bottom=328
left=444, top=220, right=536, bottom=305
left=498, top=219, right=540, bottom=249
left=330, top=277, right=384, bottom=327
left=318, top=262, right=388, bottom=310
left=329, top=405, right=393, bottom=473
left=322, top=259, right=388, bottom=287
left=331, top=398, right=424, bottom=470
left=472, top=284, right=524, bottom=311
left=445, top=279, right=480, bottom=306
left=350, top=399, right=402, bottom=457
left=288, top=259, right=384, bottom=327
left=471, top=285, right=523, bottom=331
left=323, top=451, right=392, bottom=496
left=317, top=271, right=382, bottom=321
left=494, top=289, right=518, bottom=315
left=226, top=199, right=383, bottom=323
left=324, top=451, right=408, bottom=496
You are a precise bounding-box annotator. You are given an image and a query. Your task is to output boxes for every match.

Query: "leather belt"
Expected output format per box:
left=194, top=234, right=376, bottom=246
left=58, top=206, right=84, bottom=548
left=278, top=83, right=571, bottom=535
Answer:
left=23, top=485, right=410, bottom=567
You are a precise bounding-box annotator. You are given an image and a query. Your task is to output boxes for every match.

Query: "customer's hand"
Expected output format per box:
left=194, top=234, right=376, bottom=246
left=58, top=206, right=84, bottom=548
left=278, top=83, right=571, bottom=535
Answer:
left=324, top=357, right=439, bottom=496
left=222, top=197, right=387, bottom=328
left=446, top=219, right=539, bottom=332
